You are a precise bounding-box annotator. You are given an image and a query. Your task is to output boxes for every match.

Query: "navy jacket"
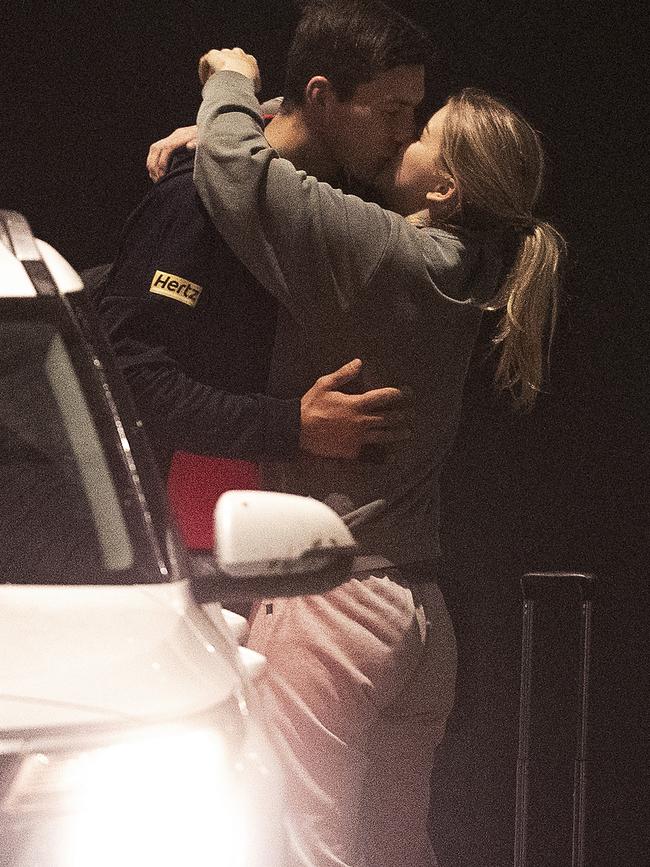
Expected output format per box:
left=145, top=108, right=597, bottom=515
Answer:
left=90, top=152, right=300, bottom=475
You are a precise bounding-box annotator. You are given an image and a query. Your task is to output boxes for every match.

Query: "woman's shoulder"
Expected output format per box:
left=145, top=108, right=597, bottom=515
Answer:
left=407, top=223, right=504, bottom=305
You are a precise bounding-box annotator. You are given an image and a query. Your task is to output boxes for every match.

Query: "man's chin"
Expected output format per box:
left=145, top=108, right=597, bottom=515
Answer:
left=345, top=159, right=399, bottom=208
left=372, top=164, right=400, bottom=207
left=348, top=154, right=394, bottom=190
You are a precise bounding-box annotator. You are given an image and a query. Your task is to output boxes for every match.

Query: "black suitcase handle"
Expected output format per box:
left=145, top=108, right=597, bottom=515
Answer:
left=520, top=571, right=596, bottom=602
left=514, top=571, right=597, bottom=867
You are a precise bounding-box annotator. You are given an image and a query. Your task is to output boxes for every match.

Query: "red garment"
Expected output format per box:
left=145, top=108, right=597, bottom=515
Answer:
left=167, top=452, right=259, bottom=550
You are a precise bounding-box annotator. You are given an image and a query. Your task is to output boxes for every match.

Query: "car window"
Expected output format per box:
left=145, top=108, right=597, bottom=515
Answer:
left=0, top=314, right=138, bottom=582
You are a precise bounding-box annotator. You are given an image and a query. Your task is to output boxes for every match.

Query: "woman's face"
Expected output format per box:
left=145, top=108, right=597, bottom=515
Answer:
left=375, top=104, right=450, bottom=216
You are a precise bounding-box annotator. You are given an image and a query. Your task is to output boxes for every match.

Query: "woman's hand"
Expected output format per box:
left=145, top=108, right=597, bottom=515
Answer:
left=146, top=48, right=260, bottom=182
left=146, top=126, right=197, bottom=182
left=198, top=48, right=261, bottom=93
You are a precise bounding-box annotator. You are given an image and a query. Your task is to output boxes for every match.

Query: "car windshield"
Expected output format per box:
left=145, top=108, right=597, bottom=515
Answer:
left=0, top=302, right=168, bottom=584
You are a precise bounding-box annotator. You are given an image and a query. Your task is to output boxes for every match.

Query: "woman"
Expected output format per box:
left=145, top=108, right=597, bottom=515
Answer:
left=194, top=48, right=564, bottom=867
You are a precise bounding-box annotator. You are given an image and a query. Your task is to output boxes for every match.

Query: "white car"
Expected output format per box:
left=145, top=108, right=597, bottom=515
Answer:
left=0, top=210, right=357, bottom=866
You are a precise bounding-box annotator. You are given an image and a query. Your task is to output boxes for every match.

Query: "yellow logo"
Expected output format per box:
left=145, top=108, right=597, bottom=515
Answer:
left=149, top=270, right=203, bottom=307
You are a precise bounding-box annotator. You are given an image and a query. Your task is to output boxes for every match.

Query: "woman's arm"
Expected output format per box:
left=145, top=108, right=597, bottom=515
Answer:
left=194, top=69, right=400, bottom=327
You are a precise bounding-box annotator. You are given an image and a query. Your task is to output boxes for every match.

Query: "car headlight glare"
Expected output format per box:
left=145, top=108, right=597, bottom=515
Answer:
left=1, top=719, right=256, bottom=867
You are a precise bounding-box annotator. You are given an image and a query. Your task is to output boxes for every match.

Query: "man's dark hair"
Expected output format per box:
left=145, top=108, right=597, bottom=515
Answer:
left=282, top=0, right=435, bottom=108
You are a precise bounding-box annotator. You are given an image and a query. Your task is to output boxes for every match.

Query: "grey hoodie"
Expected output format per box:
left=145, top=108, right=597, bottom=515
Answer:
left=195, top=71, right=503, bottom=569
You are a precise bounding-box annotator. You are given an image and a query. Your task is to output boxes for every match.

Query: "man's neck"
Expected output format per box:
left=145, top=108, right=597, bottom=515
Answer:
left=265, top=111, right=341, bottom=184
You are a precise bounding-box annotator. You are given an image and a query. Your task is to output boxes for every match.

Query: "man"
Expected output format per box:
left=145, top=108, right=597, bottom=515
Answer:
left=90, top=0, right=434, bottom=549
left=100, top=2, right=449, bottom=865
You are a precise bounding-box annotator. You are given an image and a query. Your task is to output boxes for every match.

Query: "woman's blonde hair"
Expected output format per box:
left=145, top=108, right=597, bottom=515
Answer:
left=440, top=88, right=566, bottom=410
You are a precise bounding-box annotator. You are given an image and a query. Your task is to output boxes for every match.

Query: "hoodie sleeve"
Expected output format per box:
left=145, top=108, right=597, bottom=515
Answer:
left=194, top=71, right=401, bottom=329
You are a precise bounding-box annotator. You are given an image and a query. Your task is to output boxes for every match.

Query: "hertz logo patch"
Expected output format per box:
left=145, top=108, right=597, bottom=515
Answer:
left=149, top=270, right=203, bottom=307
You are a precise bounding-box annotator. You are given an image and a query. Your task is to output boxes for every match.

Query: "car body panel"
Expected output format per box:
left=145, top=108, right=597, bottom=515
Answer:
left=0, top=581, right=244, bottom=729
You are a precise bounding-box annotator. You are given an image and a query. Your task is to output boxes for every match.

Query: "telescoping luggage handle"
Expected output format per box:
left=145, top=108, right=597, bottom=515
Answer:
left=514, top=571, right=596, bottom=867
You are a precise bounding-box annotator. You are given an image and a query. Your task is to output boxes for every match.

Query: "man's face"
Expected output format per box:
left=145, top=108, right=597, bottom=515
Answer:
left=323, top=64, right=425, bottom=185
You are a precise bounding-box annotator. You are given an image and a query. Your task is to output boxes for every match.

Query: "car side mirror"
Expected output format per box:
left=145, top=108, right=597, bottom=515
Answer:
left=191, top=490, right=358, bottom=601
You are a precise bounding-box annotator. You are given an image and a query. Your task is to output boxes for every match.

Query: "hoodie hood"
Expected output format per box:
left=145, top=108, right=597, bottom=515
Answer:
left=417, top=224, right=505, bottom=308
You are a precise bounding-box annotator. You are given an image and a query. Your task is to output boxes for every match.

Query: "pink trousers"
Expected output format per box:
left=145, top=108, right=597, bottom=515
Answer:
left=247, top=571, right=457, bottom=867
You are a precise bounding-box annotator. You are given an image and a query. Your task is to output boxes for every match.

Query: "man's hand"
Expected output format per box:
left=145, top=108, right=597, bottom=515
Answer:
left=198, top=48, right=261, bottom=92
left=300, top=359, right=412, bottom=460
left=147, top=126, right=197, bottom=182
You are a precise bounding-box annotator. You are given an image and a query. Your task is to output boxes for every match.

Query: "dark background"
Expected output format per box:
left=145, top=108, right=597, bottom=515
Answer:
left=2, top=2, right=646, bottom=864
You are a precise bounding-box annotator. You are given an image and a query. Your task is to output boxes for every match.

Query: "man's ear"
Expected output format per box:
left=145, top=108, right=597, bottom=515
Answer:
left=304, top=76, right=337, bottom=114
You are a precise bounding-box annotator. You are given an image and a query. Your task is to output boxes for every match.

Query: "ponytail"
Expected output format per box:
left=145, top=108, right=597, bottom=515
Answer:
left=439, top=88, right=566, bottom=410
left=482, top=220, right=565, bottom=410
